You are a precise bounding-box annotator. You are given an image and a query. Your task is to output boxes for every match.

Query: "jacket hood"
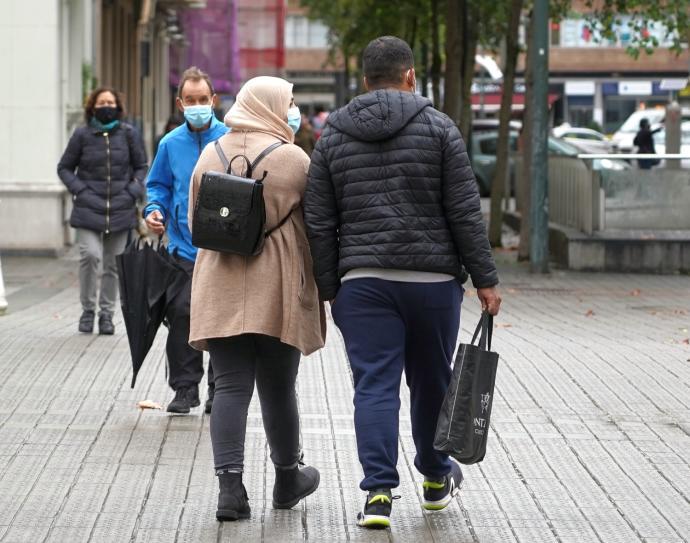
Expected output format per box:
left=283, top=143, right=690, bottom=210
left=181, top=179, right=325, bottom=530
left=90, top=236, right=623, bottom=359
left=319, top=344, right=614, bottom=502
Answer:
left=327, top=90, right=432, bottom=142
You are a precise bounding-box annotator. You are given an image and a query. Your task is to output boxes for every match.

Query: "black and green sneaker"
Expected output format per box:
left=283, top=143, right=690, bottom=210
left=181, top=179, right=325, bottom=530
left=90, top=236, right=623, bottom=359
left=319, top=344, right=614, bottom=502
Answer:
left=357, top=488, right=397, bottom=528
left=422, top=462, right=463, bottom=511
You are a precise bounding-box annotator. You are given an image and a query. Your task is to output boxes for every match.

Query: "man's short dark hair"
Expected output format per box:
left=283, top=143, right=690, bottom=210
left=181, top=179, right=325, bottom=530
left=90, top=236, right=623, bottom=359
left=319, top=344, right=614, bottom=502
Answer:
left=363, top=36, right=414, bottom=89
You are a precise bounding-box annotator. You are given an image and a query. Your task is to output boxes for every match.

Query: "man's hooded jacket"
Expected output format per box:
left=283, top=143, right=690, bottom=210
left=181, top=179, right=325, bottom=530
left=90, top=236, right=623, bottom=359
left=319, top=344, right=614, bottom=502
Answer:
left=304, top=89, right=498, bottom=301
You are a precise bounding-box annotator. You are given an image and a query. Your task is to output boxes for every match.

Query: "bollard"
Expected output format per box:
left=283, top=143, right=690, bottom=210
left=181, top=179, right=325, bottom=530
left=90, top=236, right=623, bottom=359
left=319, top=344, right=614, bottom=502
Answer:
left=665, top=102, right=682, bottom=170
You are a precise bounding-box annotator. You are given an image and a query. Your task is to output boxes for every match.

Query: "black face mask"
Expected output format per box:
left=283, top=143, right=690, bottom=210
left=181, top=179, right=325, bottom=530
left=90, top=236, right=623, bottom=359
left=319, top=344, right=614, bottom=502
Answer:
left=94, top=106, right=119, bottom=124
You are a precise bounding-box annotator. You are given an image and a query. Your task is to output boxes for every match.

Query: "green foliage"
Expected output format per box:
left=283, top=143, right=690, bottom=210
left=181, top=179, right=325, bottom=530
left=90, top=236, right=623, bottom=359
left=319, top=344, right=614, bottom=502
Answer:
left=299, top=0, right=432, bottom=60
left=82, top=63, right=97, bottom=103
left=583, top=0, right=690, bottom=57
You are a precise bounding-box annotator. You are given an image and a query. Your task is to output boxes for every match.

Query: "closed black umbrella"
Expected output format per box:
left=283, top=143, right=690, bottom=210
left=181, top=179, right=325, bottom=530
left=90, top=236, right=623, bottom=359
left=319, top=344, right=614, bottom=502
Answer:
left=116, top=238, right=184, bottom=388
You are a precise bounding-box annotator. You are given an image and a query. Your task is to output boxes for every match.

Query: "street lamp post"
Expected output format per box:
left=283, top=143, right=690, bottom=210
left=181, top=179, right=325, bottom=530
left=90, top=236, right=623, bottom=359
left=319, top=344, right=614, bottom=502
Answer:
left=529, top=0, right=550, bottom=273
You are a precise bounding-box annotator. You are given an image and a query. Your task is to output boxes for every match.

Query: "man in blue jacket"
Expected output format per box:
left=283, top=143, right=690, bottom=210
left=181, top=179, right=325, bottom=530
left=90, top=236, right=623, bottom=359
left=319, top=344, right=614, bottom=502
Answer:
left=144, top=66, right=228, bottom=414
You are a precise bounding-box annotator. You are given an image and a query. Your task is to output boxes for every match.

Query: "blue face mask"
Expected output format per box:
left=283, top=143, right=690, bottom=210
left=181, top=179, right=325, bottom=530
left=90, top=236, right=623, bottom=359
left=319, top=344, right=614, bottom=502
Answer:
left=287, top=106, right=301, bottom=134
left=184, top=104, right=214, bottom=129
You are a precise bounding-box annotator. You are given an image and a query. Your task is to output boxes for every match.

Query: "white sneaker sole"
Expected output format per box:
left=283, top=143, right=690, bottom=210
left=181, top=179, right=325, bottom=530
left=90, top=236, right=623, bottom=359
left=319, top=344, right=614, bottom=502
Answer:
left=422, top=483, right=461, bottom=511
left=357, top=514, right=391, bottom=528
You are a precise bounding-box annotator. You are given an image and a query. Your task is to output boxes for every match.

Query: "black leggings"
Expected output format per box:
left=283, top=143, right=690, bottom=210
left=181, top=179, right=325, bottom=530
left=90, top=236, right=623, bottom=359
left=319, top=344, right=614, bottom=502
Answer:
left=208, top=334, right=301, bottom=472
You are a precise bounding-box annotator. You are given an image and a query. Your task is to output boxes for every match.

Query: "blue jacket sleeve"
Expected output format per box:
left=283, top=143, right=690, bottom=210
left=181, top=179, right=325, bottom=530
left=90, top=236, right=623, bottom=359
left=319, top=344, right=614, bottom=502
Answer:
left=144, top=140, right=173, bottom=219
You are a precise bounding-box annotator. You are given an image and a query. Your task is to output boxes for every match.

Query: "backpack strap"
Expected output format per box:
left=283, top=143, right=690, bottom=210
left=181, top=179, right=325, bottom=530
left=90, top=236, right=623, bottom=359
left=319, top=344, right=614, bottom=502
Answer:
left=214, top=140, right=284, bottom=179
left=250, top=141, right=285, bottom=179
left=265, top=208, right=295, bottom=237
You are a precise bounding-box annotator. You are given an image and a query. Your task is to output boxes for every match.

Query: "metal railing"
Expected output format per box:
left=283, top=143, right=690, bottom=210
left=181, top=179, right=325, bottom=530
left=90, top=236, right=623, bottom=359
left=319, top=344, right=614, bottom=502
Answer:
left=545, top=153, right=690, bottom=234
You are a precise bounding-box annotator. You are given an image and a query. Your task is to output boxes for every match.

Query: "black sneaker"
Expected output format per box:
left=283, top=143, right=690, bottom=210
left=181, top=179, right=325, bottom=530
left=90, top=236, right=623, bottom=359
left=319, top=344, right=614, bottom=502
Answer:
left=205, top=385, right=214, bottom=414
left=187, top=385, right=200, bottom=408
left=357, top=489, right=397, bottom=529
left=78, top=310, right=95, bottom=333
left=98, top=314, right=114, bottom=335
left=167, top=388, right=191, bottom=414
left=422, top=462, right=463, bottom=511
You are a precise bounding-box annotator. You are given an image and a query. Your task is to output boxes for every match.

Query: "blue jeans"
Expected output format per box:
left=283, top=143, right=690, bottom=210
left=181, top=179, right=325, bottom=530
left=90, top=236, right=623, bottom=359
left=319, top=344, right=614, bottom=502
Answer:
left=332, top=278, right=462, bottom=490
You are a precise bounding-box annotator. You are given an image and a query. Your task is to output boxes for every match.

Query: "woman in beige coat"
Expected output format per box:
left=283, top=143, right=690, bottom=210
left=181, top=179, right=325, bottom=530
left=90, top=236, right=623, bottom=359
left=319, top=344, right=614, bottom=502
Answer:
left=188, top=76, right=326, bottom=521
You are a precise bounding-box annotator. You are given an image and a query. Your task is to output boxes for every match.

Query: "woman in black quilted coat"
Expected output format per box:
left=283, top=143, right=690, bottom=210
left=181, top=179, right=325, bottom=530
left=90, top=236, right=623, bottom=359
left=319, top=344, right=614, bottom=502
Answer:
left=58, top=87, right=147, bottom=335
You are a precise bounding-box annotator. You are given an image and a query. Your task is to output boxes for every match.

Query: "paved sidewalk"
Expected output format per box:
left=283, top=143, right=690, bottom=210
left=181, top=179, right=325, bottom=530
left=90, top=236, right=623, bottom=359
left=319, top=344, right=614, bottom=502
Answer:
left=0, top=253, right=689, bottom=542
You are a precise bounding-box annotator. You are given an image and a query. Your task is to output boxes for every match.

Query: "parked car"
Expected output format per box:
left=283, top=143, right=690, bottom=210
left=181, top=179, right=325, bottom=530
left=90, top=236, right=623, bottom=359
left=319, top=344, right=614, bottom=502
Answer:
left=470, top=130, right=519, bottom=196
left=552, top=124, right=617, bottom=154
left=612, top=108, right=690, bottom=153
left=472, top=118, right=523, bottom=133
left=549, top=137, right=632, bottom=171
left=471, top=132, right=630, bottom=196
left=653, top=121, right=690, bottom=168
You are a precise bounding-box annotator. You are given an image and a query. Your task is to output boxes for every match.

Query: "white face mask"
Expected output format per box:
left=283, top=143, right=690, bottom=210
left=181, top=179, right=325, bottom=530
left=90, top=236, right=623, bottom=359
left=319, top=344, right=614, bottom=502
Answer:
left=287, top=106, right=301, bottom=133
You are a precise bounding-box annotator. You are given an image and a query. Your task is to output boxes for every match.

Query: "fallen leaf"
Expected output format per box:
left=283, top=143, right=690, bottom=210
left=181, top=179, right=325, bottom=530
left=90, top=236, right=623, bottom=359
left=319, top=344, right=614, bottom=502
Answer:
left=137, top=400, right=163, bottom=410
left=585, top=309, right=595, bottom=317
left=629, top=289, right=641, bottom=297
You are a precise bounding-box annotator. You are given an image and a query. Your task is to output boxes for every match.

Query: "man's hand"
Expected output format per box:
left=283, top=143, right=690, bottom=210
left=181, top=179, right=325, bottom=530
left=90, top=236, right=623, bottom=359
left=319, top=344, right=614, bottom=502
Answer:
left=145, top=210, right=166, bottom=235
left=477, top=286, right=501, bottom=316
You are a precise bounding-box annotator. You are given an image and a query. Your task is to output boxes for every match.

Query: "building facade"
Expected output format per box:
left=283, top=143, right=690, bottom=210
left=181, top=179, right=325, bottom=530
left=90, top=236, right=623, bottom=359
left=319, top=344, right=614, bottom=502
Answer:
left=548, top=12, right=690, bottom=133
left=0, top=0, right=196, bottom=253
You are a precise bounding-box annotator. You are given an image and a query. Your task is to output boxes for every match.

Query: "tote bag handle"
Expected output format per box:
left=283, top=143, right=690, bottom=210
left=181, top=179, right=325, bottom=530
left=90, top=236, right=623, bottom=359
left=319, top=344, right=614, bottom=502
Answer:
left=471, top=311, right=494, bottom=351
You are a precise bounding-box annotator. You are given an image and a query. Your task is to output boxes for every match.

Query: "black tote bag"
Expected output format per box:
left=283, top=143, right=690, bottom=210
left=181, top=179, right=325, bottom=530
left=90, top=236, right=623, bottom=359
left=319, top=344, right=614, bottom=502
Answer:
left=433, top=312, right=499, bottom=464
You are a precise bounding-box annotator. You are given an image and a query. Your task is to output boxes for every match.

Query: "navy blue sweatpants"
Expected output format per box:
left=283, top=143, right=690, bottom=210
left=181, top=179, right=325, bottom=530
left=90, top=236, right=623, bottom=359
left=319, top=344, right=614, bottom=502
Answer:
left=331, top=278, right=462, bottom=490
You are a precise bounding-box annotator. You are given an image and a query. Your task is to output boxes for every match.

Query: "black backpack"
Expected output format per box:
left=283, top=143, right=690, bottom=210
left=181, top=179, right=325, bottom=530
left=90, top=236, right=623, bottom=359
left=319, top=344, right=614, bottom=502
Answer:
left=192, top=140, right=289, bottom=256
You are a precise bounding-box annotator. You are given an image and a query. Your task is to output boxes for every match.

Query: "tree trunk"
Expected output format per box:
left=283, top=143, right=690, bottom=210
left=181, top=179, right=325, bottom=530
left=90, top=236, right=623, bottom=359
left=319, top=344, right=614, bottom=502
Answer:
left=443, top=0, right=463, bottom=123
left=459, top=2, right=478, bottom=139
left=488, top=0, right=524, bottom=247
left=431, top=0, right=442, bottom=106
left=421, top=41, right=429, bottom=97
left=518, top=10, right=535, bottom=261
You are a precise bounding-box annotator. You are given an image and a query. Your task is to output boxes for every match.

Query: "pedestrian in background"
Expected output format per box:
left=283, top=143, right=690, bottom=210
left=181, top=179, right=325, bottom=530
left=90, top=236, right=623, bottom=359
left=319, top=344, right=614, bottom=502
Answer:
left=311, top=106, right=329, bottom=140
left=144, top=66, right=227, bottom=415
left=188, top=76, right=326, bottom=522
left=304, top=36, right=501, bottom=529
left=58, top=87, right=148, bottom=335
left=633, top=118, right=661, bottom=169
left=294, top=113, right=316, bottom=155
left=153, top=114, right=183, bottom=159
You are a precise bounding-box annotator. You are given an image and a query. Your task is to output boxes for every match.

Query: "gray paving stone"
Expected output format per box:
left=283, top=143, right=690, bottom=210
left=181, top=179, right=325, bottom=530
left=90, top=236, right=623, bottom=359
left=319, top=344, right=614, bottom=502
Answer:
left=2, top=257, right=690, bottom=541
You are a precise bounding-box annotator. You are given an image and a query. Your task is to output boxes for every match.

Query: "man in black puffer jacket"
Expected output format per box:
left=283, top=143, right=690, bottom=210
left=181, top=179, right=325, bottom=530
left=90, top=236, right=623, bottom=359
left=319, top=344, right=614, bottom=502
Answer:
left=304, top=36, right=501, bottom=529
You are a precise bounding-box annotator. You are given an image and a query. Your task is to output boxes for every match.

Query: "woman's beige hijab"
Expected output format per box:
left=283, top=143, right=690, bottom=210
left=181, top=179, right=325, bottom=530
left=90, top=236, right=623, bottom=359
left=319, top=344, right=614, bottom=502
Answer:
left=224, top=76, right=295, bottom=144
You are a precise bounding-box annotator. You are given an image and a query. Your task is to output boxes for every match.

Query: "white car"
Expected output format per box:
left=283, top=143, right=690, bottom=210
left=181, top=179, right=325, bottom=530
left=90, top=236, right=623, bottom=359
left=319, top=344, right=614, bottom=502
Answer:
left=612, top=108, right=690, bottom=153
left=652, top=122, right=690, bottom=168
left=552, top=125, right=616, bottom=154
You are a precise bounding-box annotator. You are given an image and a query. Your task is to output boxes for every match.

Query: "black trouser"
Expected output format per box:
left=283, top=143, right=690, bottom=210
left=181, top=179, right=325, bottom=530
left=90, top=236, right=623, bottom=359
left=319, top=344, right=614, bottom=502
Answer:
left=208, top=334, right=301, bottom=472
left=166, top=257, right=213, bottom=390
